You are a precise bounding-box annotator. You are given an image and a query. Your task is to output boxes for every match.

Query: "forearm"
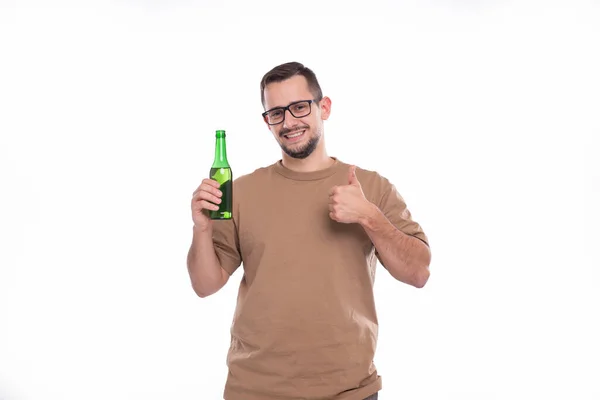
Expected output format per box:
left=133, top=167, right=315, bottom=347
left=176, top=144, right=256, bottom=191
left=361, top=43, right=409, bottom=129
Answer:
left=187, top=226, right=228, bottom=297
left=359, top=204, right=431, bottom=288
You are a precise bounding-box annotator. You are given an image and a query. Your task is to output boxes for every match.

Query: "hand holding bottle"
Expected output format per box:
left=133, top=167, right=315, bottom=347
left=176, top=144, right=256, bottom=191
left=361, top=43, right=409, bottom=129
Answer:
left=191, top=179, right=223, bottom=231
left=208, top=130, right=233, bottom=220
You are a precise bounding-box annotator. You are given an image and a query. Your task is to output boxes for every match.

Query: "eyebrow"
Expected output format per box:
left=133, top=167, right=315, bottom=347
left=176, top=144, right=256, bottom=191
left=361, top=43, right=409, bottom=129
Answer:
left=264, top=99, right=307, bottom=113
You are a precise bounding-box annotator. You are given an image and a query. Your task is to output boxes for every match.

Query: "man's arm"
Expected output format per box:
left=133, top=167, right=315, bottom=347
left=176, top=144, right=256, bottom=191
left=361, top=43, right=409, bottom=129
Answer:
left=187, top=226, right=230, bottom=298
left=328, top=165, right=431, bottom=288
left=359, top=204, right=431, bottom=288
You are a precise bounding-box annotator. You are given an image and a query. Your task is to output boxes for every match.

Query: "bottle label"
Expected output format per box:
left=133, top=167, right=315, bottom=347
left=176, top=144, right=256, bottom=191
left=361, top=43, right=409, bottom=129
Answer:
left=211, top=168, right=230, bottom=185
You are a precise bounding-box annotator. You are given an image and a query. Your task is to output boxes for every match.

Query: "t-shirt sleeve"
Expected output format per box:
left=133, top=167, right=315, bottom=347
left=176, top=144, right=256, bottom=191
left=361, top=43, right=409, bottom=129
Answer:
left=377, top=180, right=429, bottom=247
left=211, top=218, right=242, bottom=276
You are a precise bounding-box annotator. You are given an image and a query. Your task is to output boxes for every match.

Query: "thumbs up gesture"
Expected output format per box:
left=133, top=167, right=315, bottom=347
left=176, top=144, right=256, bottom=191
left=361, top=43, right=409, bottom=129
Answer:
left=328, top=165, right=374, bottom=224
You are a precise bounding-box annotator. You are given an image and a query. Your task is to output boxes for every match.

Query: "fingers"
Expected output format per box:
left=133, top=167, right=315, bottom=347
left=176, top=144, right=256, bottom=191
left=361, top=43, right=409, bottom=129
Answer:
left=193, top=188, right=222, bottom=204
left=192, top=194, right=220, bottom=211
left=192, top=179, right=223, bottom=197
left=329, top=185, right=354, bottom=197
left=192, top=179, right=223, bottom=212
left=198, top=199, right=220, bottom=211
left=193, top=179, right=222, bottom=197
left=204, top=178, right=221, bottom=189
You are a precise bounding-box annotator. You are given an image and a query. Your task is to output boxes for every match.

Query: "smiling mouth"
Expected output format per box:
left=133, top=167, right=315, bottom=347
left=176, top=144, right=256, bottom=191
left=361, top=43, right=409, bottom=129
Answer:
left=283, top=130, right=305, bottom=139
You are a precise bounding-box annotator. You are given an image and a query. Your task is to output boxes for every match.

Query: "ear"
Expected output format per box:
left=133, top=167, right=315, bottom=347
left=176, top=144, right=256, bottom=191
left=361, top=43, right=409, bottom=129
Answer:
left=319, top=96, right=332, bottom=121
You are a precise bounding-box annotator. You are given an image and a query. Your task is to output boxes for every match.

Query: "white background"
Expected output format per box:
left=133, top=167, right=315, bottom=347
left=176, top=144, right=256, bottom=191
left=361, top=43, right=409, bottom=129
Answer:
left=1, top=0, right=598, bottom=399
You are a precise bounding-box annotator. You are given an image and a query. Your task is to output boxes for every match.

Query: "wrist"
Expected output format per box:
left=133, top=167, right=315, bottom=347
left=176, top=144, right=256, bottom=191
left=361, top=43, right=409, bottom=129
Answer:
left=193, top=224, right=213, bottom=236
left=358, top=202, right=381, bottom=230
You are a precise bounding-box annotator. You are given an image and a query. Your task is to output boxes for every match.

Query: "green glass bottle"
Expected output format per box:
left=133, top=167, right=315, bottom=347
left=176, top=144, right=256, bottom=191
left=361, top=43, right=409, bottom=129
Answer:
left=209, top=130, right=232, bottom=220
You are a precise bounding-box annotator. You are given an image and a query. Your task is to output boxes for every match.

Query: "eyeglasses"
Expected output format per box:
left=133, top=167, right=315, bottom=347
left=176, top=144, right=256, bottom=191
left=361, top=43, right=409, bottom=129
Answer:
left=262, top=99, right=317, bottom=125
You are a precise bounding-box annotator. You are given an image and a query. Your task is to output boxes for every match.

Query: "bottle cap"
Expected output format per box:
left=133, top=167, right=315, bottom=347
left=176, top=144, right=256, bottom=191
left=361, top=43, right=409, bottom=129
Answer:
left=216, top=130, right=226, bottom=138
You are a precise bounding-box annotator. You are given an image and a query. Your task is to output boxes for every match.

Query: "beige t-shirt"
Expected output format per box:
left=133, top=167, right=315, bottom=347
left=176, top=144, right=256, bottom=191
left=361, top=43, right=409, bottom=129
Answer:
left=211, top=157, right=428, bottom=400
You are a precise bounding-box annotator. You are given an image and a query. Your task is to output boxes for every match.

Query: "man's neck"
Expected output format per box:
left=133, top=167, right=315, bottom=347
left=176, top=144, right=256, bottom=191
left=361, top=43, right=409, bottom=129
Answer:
left=281, top=149, right=334, bottom=173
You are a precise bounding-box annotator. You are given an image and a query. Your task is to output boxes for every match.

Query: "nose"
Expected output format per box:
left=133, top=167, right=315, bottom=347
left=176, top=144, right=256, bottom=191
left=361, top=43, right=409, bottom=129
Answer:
left=282, top=108, right=300, bottom=129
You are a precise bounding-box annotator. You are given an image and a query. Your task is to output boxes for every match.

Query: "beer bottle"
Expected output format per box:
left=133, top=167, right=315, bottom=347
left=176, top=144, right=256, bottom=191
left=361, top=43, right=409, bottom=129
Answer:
left=209, top=130, right=232, bottom=220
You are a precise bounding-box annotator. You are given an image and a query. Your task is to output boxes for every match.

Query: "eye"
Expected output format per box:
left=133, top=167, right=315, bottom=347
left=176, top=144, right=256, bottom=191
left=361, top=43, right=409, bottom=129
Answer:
left=292, top=103, right=307, bottom=112
left=269, top=109, right=283, bottom=118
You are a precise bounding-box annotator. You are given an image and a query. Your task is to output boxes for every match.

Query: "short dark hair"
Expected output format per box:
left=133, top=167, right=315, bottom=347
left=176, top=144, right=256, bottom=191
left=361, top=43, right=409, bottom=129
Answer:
left=260, top=61, right=323, bottom=108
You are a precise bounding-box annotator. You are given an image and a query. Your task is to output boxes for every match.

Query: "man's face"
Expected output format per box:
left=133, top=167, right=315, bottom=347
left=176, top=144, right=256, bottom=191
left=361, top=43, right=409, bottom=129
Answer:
left=262, top=75, right=331, bottom=159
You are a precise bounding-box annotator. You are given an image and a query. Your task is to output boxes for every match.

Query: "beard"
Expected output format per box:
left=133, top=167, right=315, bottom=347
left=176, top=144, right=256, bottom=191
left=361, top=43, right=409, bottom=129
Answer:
left=278, top=126, right=322, bottom=159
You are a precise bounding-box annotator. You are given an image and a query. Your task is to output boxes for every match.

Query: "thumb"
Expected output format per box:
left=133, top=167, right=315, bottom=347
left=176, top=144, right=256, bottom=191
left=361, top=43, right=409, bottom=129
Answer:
left=349, top=165, right=360, bottom=186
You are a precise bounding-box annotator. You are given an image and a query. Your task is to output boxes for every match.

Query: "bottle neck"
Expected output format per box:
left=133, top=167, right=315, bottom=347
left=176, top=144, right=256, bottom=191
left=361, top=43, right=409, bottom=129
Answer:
left=212, top=136, right=229, bottom=168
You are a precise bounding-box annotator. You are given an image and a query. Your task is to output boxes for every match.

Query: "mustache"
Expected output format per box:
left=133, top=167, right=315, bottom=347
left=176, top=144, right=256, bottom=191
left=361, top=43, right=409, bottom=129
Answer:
left=280, top=126, right=309, bottom=137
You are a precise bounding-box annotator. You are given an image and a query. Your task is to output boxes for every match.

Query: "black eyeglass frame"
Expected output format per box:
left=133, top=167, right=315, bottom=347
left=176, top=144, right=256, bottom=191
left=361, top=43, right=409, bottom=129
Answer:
left=261, top=99, right=320, bottom=125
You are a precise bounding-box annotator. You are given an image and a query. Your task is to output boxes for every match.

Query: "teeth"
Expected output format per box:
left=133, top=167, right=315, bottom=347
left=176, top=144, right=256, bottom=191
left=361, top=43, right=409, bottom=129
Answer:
left=286, top=130, right=304, bottom=138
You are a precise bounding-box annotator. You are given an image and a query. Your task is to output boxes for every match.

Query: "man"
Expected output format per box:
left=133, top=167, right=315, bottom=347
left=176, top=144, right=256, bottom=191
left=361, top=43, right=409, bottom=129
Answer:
left=188, top=62, right=431, bottom=400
